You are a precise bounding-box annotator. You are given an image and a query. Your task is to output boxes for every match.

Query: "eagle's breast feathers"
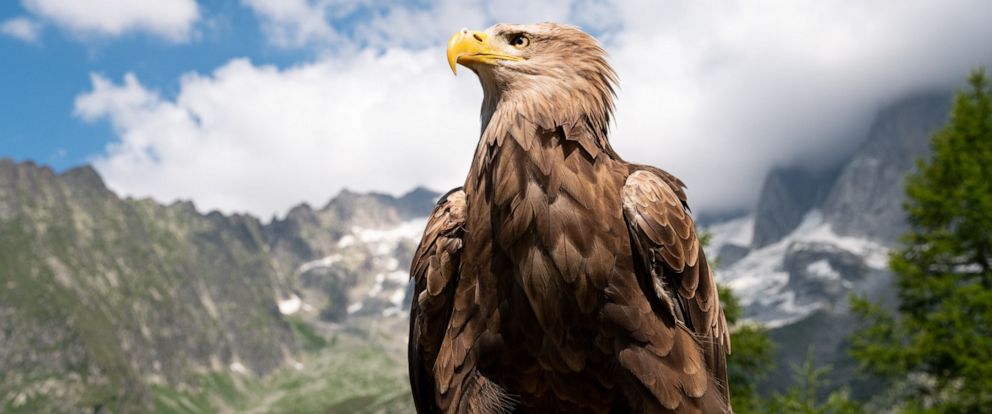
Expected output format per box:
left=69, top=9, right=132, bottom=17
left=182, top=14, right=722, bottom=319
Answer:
left=410, top=22, right=731, bottom=414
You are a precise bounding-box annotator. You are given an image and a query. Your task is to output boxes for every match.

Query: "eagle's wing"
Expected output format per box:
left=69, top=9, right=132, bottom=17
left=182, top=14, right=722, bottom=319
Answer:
left=619, top=168, right=731, bottom=411
left=409, top=188, right=466, bottom=413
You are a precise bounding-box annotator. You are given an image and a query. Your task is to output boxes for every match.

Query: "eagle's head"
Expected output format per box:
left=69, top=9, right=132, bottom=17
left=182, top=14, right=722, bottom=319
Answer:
left=447, top=23, right=617, bottom=132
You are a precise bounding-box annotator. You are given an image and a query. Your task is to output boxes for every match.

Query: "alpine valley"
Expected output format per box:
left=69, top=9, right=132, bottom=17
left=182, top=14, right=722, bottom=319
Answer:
left=0, top=92, right=951, bottom=412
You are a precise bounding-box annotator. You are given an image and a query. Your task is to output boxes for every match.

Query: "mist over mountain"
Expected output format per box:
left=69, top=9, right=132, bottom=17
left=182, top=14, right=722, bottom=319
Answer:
left=707, top=92, right=952, bottom=397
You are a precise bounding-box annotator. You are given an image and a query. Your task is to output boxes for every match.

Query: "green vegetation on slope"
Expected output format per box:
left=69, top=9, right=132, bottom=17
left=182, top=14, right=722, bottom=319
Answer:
left=150, top=335, right=412, bottom=414
left=852, top=69, right=992, bottom=412
left=0, top=161, right=438, bottom=413
left=0, top=163, right=297, bottom=413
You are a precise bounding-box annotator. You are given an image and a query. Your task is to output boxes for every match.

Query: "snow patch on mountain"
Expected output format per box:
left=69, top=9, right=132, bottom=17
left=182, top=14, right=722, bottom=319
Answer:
left=229, top=361, right=249, bottom=375
left=278, top=294, right=302, bottom=315
left=340, top=218, right=428, bottom=254
left=806, top=259, right=845, bottom=285
left=707, top=214, right=754, bottom=252
left=710, top=210, right=888, bottom=327
left=297, top=254, right=342, bottom=274
left=347, top=302, right=363, bottom=314
left=314, top=218, right=428, bottom=320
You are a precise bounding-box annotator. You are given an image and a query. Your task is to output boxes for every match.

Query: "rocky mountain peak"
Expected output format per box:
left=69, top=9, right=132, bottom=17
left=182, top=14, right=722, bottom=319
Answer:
left=751, top=165, right=839, bottom=248
left=822, top=93, right=951, bottom=242
left=58, top=165, right=106, bottom=191
left=396, top=186, right=443, bottom=216
left=708, top=92, right=955, bottom=398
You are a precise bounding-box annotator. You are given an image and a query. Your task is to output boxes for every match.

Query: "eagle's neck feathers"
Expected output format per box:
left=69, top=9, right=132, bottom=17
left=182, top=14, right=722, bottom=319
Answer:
left=467, top=35, right=621, bottom=196
left=470, top=87, right=618, bottom=187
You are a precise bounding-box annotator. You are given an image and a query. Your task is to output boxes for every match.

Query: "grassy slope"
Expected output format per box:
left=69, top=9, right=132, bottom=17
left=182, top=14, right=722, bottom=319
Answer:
left=0, top=164, right=295, bottom=412
left=152, top=334, right=413, bottom=414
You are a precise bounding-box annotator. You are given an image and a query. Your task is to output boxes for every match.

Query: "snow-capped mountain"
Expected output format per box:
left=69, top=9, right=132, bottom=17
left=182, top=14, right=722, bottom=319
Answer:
left=709, top=93, right=950, bottom=322
left=711, top=210, right=890, bottom=327
left=704, top=93, right=952, bottom=395
left=0, top=91, right=956, bottom=411
left=289, top=216, right=427, bottom=322
left=278, top=93, right=955, bottom=400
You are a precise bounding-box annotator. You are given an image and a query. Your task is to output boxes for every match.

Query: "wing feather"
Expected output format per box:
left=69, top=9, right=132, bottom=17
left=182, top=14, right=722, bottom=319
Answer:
left=409, top=188, right=467, bottom=413
left=621, top=169, right=732, bottom=406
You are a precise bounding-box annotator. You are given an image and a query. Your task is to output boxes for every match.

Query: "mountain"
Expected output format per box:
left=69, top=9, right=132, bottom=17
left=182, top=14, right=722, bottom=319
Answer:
left=750, top=165, right=838, bottom=249
left=0, top=158, right=438, bottom=413
left=706, top=93, right=952, bottom=397
left=0, top=91, right=956, bottom=412
left=822, top=94, right=952, bottom=241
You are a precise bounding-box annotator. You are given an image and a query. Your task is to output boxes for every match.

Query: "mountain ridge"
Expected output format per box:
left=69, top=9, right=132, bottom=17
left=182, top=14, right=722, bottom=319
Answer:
left=0, top=158, right=438, bottom=413
left=707, top=92, right=953, bottom=397
left=0, top=89, right=957, bottom=412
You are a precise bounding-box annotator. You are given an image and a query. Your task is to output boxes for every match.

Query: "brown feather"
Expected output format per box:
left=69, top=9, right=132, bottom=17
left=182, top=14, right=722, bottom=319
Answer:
left=410, top=22, right=730, bottom=414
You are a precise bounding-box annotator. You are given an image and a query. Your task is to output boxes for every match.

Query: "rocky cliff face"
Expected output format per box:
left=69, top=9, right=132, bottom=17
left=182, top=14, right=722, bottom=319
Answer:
left=707, top=93, right=952, bottom=397
left=0, top=160, right=300, bottom=411
left=714, top=93, right=952, bottom=322
left=0, top=158, right=437, bottom=413
left=263, top=187, right=435, bottom=283
left=744, top=94, right=950, bottom=250
left=822, top=94, right=951, bottom=241
left=751, top=166, right=838, bottom=248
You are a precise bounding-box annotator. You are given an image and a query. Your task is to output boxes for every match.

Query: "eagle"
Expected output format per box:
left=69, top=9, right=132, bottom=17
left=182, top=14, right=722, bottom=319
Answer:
left=409, top=23, right=731, bottom=414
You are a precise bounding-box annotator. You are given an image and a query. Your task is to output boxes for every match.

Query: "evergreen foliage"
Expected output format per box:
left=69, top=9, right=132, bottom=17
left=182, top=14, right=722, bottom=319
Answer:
left=766, top=349, right=864, bottom=414
left=720, top=284, right=775, bottom=413
left=851, top=69, right=992, bottom=412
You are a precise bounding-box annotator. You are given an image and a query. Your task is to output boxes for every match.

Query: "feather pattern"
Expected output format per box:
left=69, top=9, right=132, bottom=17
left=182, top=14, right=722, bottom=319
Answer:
left=410, top=22, right=730, bottom=413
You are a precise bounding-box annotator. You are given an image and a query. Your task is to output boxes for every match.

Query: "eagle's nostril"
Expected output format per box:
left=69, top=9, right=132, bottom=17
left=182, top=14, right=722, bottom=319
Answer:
left=473, top=33, right=484, bottom=43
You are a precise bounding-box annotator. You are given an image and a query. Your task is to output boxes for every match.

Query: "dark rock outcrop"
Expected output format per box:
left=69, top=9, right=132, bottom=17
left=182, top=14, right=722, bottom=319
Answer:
left=717, top=243, right=751, bottom=267
left=783, top=242, right=869, bottom=305
left=751, top=166, right=838, bottom=248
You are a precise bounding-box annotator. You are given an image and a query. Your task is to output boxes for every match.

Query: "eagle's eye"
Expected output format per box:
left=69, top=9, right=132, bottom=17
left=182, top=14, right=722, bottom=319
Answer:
left=509, top=34, right=530, bottom=49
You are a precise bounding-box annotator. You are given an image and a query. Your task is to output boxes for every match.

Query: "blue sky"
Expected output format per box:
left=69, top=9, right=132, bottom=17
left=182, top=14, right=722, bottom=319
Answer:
left=0, top=0, right=302, bottom=170
left=1, top=0, right=990, bottom=217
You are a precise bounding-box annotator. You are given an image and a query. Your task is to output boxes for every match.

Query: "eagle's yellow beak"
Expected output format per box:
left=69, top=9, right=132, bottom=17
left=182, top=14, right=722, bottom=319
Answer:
left=446, top=28, right=522, bottom=75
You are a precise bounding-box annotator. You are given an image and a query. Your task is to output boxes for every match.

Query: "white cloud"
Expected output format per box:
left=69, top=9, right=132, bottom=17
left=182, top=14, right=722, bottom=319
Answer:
left=23, top=0, right=199, bottom=41
left=604, top=0, right=992, bottom=212
left=241, top=0, right=593, bottom=50
left=76, top=52, right=482, bottom=217
left=0, top=16, right=41, bottom=43
left=80, top=0, right=992, bottom=217
left=240, top=0, right=341, bottom=48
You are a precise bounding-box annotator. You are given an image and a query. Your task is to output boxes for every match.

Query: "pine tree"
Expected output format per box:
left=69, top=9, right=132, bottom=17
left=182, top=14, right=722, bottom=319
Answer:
left=703, top=232, right=861, bottom=413
left=851, top=69, right=992, bottom=412
left=720, top=286, right=863, bottom=414
left=720, top=285, right=775, bottom=414
left=699, top=231, right=776, bottom=413
left=767, top=348, right=864, bottom=414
